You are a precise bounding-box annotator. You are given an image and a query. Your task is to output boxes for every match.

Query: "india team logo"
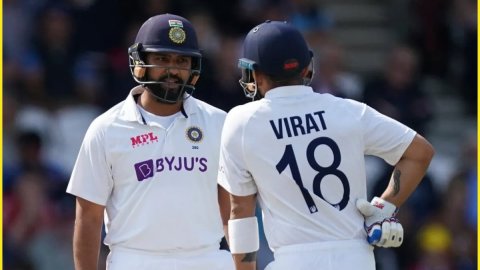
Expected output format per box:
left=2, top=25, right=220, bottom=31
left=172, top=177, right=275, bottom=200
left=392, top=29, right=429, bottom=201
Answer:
left=186, top=126, right=203, bottom=143
left=169, top=27, right=186, bottom=44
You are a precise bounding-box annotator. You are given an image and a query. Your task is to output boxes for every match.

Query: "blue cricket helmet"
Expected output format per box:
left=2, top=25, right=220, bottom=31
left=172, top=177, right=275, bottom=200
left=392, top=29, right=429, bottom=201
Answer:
left=128, top=14, right=202, bottom=104
left=238, top=20, right=313, bottom=99
left=240, top=20, right=312, bottom=78
left=134, top=14, right=201, bottom=57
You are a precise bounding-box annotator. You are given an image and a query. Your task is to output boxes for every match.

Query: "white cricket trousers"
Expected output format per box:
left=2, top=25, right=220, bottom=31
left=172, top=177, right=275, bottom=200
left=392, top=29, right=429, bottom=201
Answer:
left=106, top=245, right=234, bottom=270
left=265, top=239, right=376, bottom=270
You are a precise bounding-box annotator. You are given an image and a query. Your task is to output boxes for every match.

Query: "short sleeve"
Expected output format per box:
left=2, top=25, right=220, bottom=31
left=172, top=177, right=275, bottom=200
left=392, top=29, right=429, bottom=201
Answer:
left=66, top=120, right=113, bottom=205
left=361, top=105, right=416, bottom=165
left=218, top=107, right=258, bottom=196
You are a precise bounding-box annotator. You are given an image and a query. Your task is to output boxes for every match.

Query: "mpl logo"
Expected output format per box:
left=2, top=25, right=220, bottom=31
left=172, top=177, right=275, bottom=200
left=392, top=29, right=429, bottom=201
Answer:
left=131, top=132, right=158, bottom=148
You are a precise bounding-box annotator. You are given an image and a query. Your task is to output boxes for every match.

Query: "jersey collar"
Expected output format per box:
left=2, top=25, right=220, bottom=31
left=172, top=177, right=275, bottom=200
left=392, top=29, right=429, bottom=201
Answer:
left=264, top=85, right=314, bottom=100
left=119, top=86, right=197, bottom=124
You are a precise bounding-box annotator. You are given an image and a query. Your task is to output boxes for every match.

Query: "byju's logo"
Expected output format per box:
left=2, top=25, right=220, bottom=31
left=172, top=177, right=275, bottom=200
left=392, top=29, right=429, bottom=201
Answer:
left=133, top=156, right=208, bottom=181
left=134, top=160, right=154, bottom=181
left=131, top=132, right=158, bottom=148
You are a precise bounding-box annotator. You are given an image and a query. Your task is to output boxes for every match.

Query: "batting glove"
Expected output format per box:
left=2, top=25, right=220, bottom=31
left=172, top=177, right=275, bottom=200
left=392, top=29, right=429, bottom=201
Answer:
left=356, top=197, right=403, bottom=248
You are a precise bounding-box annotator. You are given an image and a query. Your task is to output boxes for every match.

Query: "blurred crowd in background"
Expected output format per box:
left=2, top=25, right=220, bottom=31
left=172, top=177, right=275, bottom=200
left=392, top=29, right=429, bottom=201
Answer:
left=3, top=0, right=477, bottom=269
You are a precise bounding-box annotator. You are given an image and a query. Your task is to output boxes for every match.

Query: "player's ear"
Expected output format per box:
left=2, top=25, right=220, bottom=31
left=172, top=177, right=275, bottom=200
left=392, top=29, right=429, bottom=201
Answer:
left=301, top=61, right=314, bottom=86
left=190, top=73, right=200, bottom=86
left=300, top=66, right=309, bottom=76
left=252, top=70, right=258, bottom=82
left=252, top=70, right=264, bottom=85
left=251, top=71, right=263, bottom=89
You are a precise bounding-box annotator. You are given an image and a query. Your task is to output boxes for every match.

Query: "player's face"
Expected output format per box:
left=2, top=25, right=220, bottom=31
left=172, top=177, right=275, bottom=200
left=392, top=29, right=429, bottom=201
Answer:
left=146, top=53, right=192, bottom=90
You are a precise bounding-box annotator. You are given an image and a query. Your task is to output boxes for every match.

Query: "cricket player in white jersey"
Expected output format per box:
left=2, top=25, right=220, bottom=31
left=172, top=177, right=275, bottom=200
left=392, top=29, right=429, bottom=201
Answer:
left=67, top=14, right=234, bottom=270
left=218, top=21, right=435, bottom=270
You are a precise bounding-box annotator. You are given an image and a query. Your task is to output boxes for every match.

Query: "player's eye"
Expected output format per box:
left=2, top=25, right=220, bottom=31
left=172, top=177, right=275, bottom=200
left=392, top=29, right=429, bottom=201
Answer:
left=149, top=55, right=169, bottom=64
left=158, top=56, right=170, bottom=63
left=177, top=57, right=191, bottom=67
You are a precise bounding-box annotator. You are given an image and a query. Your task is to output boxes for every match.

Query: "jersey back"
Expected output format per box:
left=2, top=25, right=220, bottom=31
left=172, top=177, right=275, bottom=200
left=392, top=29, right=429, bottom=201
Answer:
left=218, top=86, right=415, bottom=250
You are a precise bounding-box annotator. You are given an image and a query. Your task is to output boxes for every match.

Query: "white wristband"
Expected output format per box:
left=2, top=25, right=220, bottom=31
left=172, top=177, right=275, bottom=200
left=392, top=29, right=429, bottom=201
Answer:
left=228, top=216, right=259, bottom=254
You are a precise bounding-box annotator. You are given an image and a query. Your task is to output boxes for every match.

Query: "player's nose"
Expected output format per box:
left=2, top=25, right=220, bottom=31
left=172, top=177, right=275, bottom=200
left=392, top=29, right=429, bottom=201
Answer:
left=167, top=67, right=179, bottom=75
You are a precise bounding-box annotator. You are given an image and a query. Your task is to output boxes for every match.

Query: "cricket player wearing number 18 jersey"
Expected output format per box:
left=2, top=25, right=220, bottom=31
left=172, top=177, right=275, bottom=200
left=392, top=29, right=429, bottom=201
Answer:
left=67, top=14, right=234, bottom=270
left=218, top=21, right=434, bottom=270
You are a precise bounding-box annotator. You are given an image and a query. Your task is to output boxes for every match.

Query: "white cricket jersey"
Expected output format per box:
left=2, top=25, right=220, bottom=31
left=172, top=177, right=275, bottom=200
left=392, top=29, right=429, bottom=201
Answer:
left=67, top=86, right=226, bottom=252
left=218, top=86, right=416, bottom=250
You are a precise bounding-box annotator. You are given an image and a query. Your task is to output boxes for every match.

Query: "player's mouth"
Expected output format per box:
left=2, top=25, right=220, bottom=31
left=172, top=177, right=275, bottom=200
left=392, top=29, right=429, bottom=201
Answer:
left=160, top=75, right=183, bottom=88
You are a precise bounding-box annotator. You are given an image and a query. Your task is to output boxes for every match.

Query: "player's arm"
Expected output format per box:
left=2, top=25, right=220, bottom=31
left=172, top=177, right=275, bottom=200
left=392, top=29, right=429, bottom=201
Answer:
left=229, top=193, right=258, bottom=270
left=356, top=134, right=434, bottom=247
left=73, top=197, right=105, bottom=270
left=218, top=184, right=231, bottom=242
left=381, top=133, right=434, bottom=206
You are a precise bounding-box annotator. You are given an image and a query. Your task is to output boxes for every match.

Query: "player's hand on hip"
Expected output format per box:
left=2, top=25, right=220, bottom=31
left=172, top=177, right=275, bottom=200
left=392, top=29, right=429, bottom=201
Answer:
left=356, top=197, right=403, bottom=248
